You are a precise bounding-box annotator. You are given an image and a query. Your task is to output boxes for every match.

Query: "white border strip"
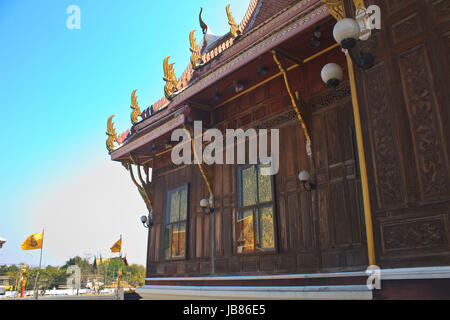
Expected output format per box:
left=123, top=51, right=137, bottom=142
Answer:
left=136, top=285, right=372, bottom=300
left=145, top=266, right=450, bottom=281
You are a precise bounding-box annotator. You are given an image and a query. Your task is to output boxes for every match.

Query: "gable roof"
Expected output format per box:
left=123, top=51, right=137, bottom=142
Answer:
left=116, top=0, right=310, bottom=146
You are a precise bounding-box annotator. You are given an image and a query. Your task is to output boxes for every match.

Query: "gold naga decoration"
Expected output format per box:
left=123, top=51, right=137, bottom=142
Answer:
left=130, top=89, right=142, bottom=125
left=163, top=56, right=178, bottom=100
left=271, top=50, right=312, bottom=157
left=321, top=0, right=367, bottom=21
left=321, top=0, right=346, bottom=21
left=106, top=115, right=119, bottom=153
left=226, top=4, right=239, bottom=38
left=189, top=30, right=202, bottom=69
left=122, top=154, right=153, bottom=213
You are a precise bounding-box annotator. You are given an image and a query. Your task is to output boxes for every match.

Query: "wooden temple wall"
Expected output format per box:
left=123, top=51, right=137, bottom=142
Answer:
left=351, top=0, right=450, bottom=268
left=145, top=0, right=450, bottom=277
left=146, top=46, right=371, bottom=277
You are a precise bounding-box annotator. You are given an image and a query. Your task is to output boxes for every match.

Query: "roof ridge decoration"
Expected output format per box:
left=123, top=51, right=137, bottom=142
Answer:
left=106, top=115, right=119, bottom=153
left=226, top=4, right=240, bottom=39
left=190, top=30, right=203, bottom=69
left=163, top=56, right=178, bottom=100
left=130, top=89, right=142, bottom=125
left=168, top=1, right=327, bottom=105
left=241, top=0, right=262, bottom=33
left=199, top=7, right=208, bottom=35
left=113, top=0, right=263, bottom=147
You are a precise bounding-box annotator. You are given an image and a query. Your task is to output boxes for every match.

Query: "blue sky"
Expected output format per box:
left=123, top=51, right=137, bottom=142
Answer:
left=0, top=0, right=250, bottom=267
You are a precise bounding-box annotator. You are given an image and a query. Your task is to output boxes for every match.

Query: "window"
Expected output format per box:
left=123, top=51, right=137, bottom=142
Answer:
left=163, top=184, right=188, bottom=260
left=236, top=165, right=275, bottom=254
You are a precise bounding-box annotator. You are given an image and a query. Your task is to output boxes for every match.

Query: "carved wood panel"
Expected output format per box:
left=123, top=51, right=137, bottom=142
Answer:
left=364, top=63, right=405, bottom=208
left=355, top=0, right=450, bottom=267
left=398, top=45, right=449, bottom=200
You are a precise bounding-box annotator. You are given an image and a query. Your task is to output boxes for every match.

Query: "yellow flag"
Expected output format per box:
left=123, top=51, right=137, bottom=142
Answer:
left=21, top=232, right=43, bottom=250
left=110, top=238, right=122, bottom=253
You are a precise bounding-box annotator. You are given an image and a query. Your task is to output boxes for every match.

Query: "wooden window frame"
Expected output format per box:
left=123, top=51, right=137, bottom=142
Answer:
left=162, top=183, right=189, bottom=261
left=235, top=164, right=277, bottom=256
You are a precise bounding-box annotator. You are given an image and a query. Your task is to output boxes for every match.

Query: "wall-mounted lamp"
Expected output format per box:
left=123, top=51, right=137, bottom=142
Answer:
left=332, top=18, right=374, bottom=70
left=233, top=81, right=244, bottom=93
left=211, top=85, right=221, bottom=101
left=140, top=210, right=153, bottom=228
left=310, top=24, right=321, bottom=48
left=298, top=170, right=316, bottom=192
left=257, top=56, right=267, bottom=76
left=257, top=66, right=267, bottom=76
left=200, top=195, right=214, bottom=214
left=321, top=62, right=343, bottom=90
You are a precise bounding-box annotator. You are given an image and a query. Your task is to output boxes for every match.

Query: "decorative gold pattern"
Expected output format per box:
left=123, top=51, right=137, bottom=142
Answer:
left=106, top=115, right=119, bottom=153
left=163, top=56, right=178, bottom=100
left=189, top=30, right=202, bottom=69
left=226, top=4, right=239, bottom=38
left=353, top=0, right=365, bottom=12
left=130, top=89, right=142, bottom=125
left=321, top=0, right=346, bottom=21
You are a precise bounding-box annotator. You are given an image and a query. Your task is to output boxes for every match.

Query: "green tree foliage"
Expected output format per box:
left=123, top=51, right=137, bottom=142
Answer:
left=62, top=256, right=95, bottom=274
left=97, top=258, right=145, bottom=287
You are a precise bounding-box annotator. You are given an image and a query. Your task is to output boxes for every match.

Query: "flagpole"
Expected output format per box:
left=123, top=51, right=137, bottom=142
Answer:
left=117, top=234, right=122, bottom=300
left=33, top=229, right=44, bottom=300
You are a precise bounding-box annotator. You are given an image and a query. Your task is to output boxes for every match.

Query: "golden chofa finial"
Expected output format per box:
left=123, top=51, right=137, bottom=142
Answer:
left=163, top=56, right=178, bottom=99
left=130, top=89, right=142, bottom=125
left=106, top=115, right=119, bottom=153
left=189, top=30, right=202, bottom=69
left=199, top=7, right=208, bottom=34
left=226, top=4, right=239, bottom=38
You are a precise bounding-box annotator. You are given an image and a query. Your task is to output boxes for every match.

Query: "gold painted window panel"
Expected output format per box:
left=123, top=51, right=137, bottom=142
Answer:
left=236, top=165, right=275, bottom=253
left=164, top=184, right=188, bottom=259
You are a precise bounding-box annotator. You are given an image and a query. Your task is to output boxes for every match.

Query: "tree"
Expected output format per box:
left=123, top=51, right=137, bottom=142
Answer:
left=40, top=266, right=67, bottom=289
left=62, top=256, right=94, bottom=275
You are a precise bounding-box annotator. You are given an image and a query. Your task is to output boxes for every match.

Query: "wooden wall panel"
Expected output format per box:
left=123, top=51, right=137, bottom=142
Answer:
left=309, top=84, right=368, bottom=270
left=287, top=193, right=300, bottom=251
left=353, top=0, right=450, bottom=267
left=398, top=45, right=449, bottom=200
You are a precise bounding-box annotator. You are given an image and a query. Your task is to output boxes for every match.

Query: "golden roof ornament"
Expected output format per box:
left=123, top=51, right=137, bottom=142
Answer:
left=106, top=115, right=119, bottom=153
left=163, top=56, right=178, bottom=100
left=321, top=0, right=346, bottom=21
left=130, top=89, right=142, bottom=125
left=189, top=30, right=202, bottom=69
left=226, top=4, right=239, bottom=38
left=199, top=7, right=208, bottom=35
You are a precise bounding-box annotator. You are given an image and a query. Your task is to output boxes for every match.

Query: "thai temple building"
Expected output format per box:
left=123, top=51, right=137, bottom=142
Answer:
left=106, top=0, right=450, bottom=299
